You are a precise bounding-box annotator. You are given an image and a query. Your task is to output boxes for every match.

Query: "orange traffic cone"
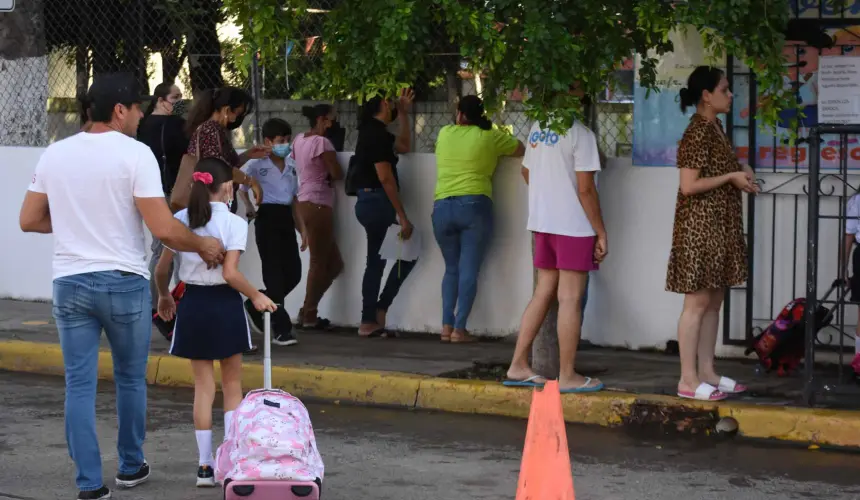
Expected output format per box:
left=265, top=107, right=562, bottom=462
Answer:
left=515, top=380, right=575, bottom=500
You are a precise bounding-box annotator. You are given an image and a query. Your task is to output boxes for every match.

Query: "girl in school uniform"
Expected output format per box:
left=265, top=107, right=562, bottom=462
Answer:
left=154, top=157, right=277, bottom=487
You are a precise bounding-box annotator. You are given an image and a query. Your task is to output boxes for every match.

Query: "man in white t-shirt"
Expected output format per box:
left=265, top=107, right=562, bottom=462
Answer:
left=18, top=73, right=225, bottom=500
left=504, top=119, right=608, bottom=393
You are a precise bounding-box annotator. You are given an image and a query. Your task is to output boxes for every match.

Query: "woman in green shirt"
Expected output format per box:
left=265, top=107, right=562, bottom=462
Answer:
left=433, top=96, right=525, bottom=342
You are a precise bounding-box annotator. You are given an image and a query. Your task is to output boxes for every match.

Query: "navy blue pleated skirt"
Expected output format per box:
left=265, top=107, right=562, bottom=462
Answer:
left=170, top=284, right=251, bottom=360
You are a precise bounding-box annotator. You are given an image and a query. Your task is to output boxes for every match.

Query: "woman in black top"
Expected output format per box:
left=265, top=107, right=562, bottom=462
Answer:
left=138, top=82, right=189, bottom=323
left=137, top=82, right=188, bottom=196
left=352, top=90, right=415, bottom=337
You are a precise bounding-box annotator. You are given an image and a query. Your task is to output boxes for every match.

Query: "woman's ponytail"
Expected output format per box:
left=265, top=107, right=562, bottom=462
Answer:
left=475, top=116, right=492, bottom=131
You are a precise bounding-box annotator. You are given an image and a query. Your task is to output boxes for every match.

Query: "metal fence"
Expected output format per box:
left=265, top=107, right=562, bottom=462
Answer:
left=0, top=0, right=633, bottom=155
left=803, top=124, right=860, bottom=407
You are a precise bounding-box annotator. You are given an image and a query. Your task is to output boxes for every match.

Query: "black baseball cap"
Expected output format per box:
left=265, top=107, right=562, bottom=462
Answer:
left=87, top=72, right=152, bottom=112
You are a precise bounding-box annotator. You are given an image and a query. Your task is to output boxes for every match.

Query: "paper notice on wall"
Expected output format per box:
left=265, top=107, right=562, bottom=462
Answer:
left=818, top=56, right=860, bottom=124
left=379, top=225, right=421, bottom=262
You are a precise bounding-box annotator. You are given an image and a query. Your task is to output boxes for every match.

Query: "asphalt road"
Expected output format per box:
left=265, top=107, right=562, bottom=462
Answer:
left=1, top=371, right=859, bottom=500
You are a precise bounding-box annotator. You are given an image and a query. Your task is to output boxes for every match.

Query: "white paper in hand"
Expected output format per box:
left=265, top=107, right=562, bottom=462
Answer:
left=379, top=224, right=421, bottom=262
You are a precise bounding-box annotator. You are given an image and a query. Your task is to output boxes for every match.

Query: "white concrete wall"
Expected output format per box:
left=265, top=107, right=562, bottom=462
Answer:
left=0, top=146, right=532, bottom=337
left=3, top=146, right=854, bottom=353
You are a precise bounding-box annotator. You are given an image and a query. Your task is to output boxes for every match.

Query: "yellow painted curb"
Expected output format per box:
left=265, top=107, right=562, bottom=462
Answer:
left=719, top=403, right=860, bottom=447
left=154, top=355, right=424, bottom=408
left=1, top=340, right=859, bottom=448
left=0, top=340, right=161, bottom=384
left=416, top=379, right=638, bottom=426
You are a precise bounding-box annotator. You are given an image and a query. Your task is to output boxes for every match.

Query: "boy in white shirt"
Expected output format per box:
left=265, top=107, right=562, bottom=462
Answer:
left=505, top=116, right=608, bottom=393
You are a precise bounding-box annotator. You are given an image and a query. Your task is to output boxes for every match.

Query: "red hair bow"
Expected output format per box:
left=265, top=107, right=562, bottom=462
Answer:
left=192, top=172, right=213, bottom=185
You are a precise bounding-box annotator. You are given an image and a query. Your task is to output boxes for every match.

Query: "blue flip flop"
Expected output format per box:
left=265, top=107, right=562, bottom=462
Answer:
left=503, top=375, right=546, bottom=388
left=560, top=377, right=605, bottom=393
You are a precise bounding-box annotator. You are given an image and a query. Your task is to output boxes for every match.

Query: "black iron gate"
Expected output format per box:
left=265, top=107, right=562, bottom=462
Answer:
left=804, top=125, right=860, bottom=405
left=724, top=3, right=860, bottom=405
left=724, top=8, right=860, bottom=348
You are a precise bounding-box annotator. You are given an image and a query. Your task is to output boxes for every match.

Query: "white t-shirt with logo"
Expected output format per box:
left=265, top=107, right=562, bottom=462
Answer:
left=28, top=131, right=166, bottom=280
left=172, top=203, right=248, bottom=286
left=523, top=121, right=601, bottom=237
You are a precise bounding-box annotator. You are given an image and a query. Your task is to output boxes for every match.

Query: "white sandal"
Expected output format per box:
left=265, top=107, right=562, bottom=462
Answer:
left=715, top=376, right=747, bottom=395
left=677, top=382, right=728, bottom=401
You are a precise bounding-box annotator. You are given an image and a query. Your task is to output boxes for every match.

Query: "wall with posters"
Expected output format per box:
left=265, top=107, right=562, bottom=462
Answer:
left=732, top=25, right=860, bottom=171
left=632, top=29, right=724, bottom=167
left=633, top=18, right=860, bottom=170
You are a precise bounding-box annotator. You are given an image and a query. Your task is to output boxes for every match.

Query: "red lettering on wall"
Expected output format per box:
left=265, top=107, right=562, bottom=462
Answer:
left=759, top=146, right=772, bottom=159
left=795, top=147, right=807, bottom=162
left=822, top=147, right=837, bottom=161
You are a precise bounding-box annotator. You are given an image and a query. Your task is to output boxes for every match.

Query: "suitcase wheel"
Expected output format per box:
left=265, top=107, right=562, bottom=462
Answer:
left=232, top=484, right=255, bottom=497
left=291, top=485, right=315, bottom=497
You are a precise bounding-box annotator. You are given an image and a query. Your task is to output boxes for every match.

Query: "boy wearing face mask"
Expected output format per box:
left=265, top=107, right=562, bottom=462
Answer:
left=238, top=118, right=307, bottom=346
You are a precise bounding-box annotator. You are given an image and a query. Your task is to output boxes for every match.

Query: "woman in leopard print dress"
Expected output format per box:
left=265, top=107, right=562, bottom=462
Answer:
left=667, top=66, right=759, bottom=402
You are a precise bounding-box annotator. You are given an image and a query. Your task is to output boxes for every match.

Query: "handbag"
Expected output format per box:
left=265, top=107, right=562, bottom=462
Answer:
left=344, top=155, right=360, bottom=197
left=169, top=128, right=211, bottom=212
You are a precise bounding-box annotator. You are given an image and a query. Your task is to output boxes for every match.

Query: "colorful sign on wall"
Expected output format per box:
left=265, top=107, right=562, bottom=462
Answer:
left=633, top=21, right=860, bottom=170
left=632, top=29, right=722, bottom=166
left=731, top=26, right=860, bottom=171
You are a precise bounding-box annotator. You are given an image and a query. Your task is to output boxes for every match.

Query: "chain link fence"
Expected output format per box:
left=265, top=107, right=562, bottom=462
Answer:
left=0, top=0, right=633, bottom=157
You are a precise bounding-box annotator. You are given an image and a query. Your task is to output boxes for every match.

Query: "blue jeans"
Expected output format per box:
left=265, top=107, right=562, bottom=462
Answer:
left=53, top=271, right=151, bottom=491
left=355, top=189, right=417, bottom=324
left=431, top=195, right=493, bottom=330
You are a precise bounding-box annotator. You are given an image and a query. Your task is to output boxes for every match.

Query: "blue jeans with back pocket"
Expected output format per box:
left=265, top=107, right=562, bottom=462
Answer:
left=52, top=271, right=151, bottom=491
left=354, top=189, right=418, bottom=324
left=431, top=195, right=494, bottom=330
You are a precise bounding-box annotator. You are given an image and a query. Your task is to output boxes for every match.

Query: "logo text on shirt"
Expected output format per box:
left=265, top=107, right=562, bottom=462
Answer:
left=529, top=129, right=560, bottom=148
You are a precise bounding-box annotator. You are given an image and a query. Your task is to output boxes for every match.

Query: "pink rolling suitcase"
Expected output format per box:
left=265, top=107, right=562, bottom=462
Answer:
left=218, top=312, right=324, bottom=500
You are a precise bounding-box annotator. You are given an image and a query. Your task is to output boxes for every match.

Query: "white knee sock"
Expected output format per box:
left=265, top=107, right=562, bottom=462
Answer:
left=224, top=411, right=235, bottom=438
left=196, top=430, right=214, bottom=467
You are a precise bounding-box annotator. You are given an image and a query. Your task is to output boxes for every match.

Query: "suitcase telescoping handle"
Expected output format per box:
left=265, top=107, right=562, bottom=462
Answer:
left=263, top=311, right=272, bottom=390
left=821, top=278, right=851, bottom=304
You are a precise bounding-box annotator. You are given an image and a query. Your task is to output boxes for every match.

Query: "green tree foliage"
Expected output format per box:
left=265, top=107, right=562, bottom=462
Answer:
left=225, top=0, right=791, bottom=132
left=45, top=0, right=229, bottom=92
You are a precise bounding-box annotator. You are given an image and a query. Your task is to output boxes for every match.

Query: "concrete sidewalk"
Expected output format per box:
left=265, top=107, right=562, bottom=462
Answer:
left=2, top=299, right=859, bottom=448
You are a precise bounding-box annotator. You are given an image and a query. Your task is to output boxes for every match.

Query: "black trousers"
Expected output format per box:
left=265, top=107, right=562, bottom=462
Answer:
left=255, top=204, right=302, bottom=329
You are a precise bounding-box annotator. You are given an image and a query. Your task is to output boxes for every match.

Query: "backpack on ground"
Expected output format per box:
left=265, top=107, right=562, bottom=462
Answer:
left=746, top=280, right=845, bottom=376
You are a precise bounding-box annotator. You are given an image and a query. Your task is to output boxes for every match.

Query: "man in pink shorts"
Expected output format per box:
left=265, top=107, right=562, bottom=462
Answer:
left=505, top=117, right=607, bottom=393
